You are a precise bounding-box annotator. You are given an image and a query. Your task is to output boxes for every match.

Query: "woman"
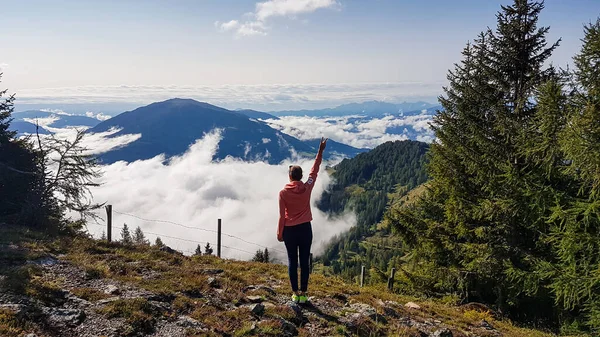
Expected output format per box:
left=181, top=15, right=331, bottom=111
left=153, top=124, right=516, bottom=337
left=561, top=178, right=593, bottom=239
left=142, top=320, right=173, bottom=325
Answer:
left=277, top=137, right=327, bottom=304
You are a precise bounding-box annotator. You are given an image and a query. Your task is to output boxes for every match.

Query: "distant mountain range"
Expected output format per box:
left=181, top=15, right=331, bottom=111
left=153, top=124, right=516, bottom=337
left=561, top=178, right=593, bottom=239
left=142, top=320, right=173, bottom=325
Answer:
left=270, top=101, right=440, bottom=118
left=8, top=121, right=52, bottom=136
left=89, top=99, right=367, bottom=164
left=11, top=110, right=101, bottom=130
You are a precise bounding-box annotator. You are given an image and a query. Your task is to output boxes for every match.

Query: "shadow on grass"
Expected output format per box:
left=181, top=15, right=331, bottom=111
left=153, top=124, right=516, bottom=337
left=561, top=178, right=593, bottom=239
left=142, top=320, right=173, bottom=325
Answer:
left=301, top=302, right=339, bottom=323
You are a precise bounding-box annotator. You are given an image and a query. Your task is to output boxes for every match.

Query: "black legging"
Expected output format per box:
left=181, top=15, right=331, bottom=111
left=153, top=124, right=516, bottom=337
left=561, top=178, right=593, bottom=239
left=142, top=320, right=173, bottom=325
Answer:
left=283, top=222, right=313, bottom=293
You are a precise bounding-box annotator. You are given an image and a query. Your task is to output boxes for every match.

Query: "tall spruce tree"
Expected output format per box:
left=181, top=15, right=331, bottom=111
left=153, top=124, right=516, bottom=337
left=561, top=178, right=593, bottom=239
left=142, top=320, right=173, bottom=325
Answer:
left=536, top=18, right=600, bottom=332
left=390, top=0, right=560, bottom=319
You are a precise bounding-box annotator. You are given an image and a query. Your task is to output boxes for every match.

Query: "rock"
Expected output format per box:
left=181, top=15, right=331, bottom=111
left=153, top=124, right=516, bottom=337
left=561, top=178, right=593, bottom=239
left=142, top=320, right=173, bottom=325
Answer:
left=343, top=303, right=387, bottom=325
left=332, top=293, right=348, bottom=303
left=382, top=306, right=399, bottom=318
left=43, top=308, right=85, bottom=327
left=250, top=303, right=265, bottom=316
left=246, top=295, right=263, bottom=303
left=257, top=286, right=276, bottom=296
left=30, top=256, right=59, bottom=266
left=405, top=301, right=421, bottom=310
left=207, top=277, right=219, bottom=288
left=350, top=303, right=377, bottom=317
left=25, top=334, right=38, bottom=337
left=264, top=302, right=276, bottom=309
left=104, top=285, right=120, bottom=295
left=159, top=245, right=178, bottom=254
left=201, top=268, right=224, bottom=275
left=176, top=315, right=204, bottom=328
left=0, top=304, right=27, bottom=316
left=431, top=328, right=453, bottom=337
left=65, top=293, right=92, bottom=307
left=279, top=318, right=298, bottom=336
left=96, top=297, right=120, bottom=305
left=480, top=319, right=495, bottom=330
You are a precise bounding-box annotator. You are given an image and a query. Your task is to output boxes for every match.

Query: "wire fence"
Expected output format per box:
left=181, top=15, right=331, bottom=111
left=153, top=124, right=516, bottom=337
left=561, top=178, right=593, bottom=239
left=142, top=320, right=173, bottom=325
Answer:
left=93, top=205, right=286, bottom=259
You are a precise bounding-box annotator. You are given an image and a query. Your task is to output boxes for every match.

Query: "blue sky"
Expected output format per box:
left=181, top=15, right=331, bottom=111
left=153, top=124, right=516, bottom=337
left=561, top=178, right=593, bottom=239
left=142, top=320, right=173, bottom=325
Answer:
left=1, top=0, right=599, bottom=111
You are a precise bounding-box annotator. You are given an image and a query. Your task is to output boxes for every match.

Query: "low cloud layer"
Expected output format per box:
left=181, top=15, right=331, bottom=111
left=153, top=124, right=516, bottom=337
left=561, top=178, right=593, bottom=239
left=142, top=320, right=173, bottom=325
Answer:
left=217, top=0, right=339, bottom=37
left=14, top=82, right=441, bottom=113
left=263, top=114, right=435, bottom=148
left=79, top=130, right=355, bottom=261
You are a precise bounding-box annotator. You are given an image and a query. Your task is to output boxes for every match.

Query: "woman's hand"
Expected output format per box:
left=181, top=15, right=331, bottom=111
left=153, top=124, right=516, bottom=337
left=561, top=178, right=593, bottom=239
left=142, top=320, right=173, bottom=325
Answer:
left=319, top=137, right=328, bottom=153
left=277, top=232, right=283, bottom=242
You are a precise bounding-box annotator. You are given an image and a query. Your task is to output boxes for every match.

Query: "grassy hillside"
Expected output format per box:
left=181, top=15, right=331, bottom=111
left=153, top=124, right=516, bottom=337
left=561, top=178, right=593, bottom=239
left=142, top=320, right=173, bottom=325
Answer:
left=0, top=226, right=556, bottom=337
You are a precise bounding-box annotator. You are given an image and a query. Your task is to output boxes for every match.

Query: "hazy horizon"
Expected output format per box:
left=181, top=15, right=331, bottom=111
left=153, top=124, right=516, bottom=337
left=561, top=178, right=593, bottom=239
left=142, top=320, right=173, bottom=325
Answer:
left=3, top=0, right=599, bottom=112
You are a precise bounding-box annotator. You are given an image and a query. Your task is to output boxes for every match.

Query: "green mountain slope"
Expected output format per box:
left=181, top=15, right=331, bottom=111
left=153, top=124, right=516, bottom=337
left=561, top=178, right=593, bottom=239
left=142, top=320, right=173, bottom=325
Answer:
left=316, top=140, right=429, bottom=282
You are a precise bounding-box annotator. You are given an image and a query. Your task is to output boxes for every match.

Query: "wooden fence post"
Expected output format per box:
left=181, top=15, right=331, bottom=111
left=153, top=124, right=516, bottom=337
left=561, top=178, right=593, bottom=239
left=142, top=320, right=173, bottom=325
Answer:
left=217, top=218, right=222, bottom=258
left=360, top=265, right=366, bottom=287
left=387, top=268, right=396, bottom=292
left=105, top=205, right=112, bottom=242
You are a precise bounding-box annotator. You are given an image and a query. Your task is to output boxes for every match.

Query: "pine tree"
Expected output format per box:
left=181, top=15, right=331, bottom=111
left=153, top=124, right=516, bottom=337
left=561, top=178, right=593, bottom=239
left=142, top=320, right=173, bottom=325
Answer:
left=204, top=242, right=213, bottom=256
left=120, top=223, right=132, bottom=244
left=252, top=249, right=265, bottom=262
left=535, top=18, right=600, bottom=331
left=390, top=0, right=560, bottom=319
left=0, top=73, right=15, bottom=143
left=133, top=226, right=149, bottom=245
left=263, top=248, right=270, bottom=263
left=194, top=244, right=203, bottom=256
left=154, top=237, right=165, bottom=248
left=100, top=231, right=107, bottom=241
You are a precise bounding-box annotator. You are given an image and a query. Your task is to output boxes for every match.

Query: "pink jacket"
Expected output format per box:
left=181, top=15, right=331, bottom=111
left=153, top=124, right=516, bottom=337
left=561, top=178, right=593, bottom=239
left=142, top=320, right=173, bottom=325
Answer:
left=277, top=151, right=323, bottom=238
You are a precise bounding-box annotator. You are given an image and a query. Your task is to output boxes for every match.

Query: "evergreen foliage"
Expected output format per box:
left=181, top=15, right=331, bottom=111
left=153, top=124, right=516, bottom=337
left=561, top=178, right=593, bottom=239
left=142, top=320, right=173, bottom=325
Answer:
left=154, top=237, right=165, bottom=248
left=0, top=73, right=101, bottom=229
left=386, top=0, right=600, bottom=331
left=120, top=224, right=132, bottom=244
left=252, top=248, right=270, bottom=263
left=204, top=242, right=213, bottom=256
left=317, top=140, right=429, bottom=282
left=252, top=249, right=265, bottom=263
left=194, top=244, right=203, bottom=256
left=133, top=226, right=149, bottom=245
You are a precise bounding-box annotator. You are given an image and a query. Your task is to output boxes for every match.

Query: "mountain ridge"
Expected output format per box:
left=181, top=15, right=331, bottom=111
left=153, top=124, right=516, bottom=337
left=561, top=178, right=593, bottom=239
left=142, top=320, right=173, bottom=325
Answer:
left=89, top=98, right=365, bottom=164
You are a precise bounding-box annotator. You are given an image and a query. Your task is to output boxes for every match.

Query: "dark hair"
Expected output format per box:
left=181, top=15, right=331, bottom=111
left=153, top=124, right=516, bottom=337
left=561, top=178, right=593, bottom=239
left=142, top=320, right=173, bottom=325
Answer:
left=289, top=165, right=302, bottom=181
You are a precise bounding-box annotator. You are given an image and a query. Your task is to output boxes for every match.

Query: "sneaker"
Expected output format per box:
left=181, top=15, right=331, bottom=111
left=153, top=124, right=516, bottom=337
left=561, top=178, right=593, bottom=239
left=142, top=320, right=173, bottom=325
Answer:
left=291, top=294, right=300, bottom=303
left=298, top=294, right=308, bottom=304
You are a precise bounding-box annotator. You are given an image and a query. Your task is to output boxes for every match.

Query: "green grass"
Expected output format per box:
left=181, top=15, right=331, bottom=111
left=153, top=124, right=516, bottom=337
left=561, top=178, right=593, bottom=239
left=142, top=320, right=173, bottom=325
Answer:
left=98, top=298, right=162, bottom=336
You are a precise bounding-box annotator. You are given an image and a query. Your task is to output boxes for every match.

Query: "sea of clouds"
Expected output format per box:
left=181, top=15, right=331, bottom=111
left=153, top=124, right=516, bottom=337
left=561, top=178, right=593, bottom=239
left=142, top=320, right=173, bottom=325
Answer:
left=60, top=129, right=355, bottom=262
left=262, top=114, right=435, bottom=148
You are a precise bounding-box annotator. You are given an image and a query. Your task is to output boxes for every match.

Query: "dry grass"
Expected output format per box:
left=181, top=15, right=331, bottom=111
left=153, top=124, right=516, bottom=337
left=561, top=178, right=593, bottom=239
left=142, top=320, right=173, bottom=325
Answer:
left=0, top=226, right=562, bottom=337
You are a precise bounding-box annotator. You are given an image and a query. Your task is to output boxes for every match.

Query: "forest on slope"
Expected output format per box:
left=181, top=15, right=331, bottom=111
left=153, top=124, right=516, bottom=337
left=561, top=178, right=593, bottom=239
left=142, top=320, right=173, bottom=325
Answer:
left=316, top=140, right=429, bottom=282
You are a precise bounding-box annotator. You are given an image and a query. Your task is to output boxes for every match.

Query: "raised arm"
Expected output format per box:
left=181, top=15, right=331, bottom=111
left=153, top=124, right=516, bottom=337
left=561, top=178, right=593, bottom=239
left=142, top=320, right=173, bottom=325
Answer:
left=306, top=137, right=327, bottom=188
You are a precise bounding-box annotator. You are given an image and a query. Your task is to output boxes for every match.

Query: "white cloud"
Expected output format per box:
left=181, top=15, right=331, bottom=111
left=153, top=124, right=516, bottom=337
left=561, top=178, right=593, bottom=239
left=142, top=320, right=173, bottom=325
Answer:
left=262, top=114, right=435, bottom=148
left=218, top=0, right=339, bottom=37
left=0, top=63, right=9, bottom=71
left=76, top=130, right=355, bottom=261
left=85, top=111, right=112, bottom=121
left=216, top=20, right=240, bottom=32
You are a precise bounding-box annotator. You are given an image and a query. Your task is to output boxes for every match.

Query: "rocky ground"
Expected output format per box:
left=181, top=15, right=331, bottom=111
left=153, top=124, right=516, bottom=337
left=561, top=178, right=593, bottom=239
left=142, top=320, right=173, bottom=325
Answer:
left=0, top=231, right=553, bottom=337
